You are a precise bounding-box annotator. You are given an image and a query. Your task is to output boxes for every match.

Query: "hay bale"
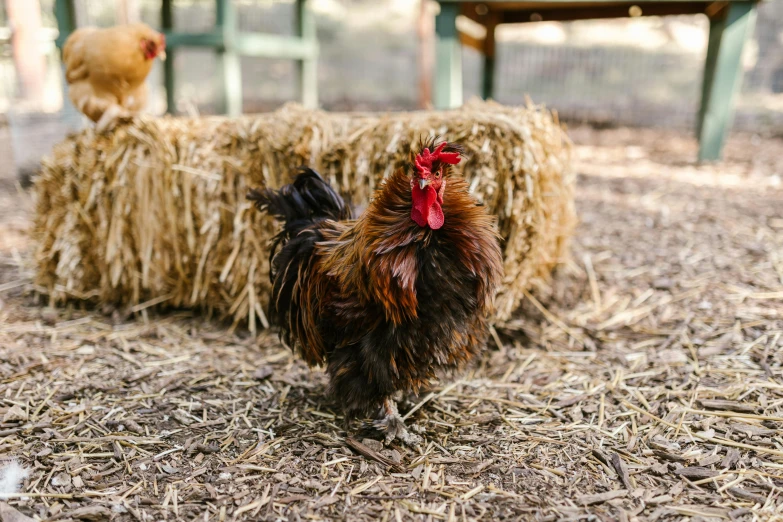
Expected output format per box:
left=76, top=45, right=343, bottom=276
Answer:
left=33, top=99, right=575, bottom=327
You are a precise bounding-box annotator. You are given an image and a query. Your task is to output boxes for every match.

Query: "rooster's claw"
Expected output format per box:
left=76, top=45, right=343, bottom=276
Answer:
left=373, top=399, right=422, bottom=446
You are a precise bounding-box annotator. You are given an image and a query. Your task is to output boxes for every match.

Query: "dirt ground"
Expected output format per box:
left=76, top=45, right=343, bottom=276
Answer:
left=1, top=124, right=782, bottom=521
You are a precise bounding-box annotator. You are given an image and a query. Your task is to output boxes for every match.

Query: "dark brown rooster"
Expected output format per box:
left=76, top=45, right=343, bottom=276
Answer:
left=248, top=138, right=503, bottom=443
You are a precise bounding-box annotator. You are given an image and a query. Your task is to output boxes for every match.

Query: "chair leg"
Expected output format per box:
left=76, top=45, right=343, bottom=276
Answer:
left=696, top=2, right=757, bottom=162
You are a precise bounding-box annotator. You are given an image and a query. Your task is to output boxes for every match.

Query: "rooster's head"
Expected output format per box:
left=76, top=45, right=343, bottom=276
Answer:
left=410, top=138, right=463, bottom=230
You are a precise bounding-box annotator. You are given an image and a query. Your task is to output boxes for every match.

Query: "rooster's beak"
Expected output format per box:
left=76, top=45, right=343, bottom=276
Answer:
left=158, top=50, right=167, bottom=61
left=418, top=178, right=430, bottom=190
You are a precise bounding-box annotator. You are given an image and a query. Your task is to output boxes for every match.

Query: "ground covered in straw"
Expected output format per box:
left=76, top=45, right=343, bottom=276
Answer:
left=1, top=126, right=782, bottom=521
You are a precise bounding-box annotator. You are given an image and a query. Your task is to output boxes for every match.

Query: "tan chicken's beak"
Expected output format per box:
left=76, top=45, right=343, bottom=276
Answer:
left=158, top=50, right=167, bottom=61
left=418, top=178, right=430, bottom=190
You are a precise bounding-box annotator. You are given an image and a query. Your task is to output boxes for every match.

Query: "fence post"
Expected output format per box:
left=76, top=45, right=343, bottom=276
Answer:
left=434, top=2, right=462, bottom=109
left=216, top=0, right=242, bottom=116
left=296, top=0, right=317, bottom=109
left=161, top=0, right=176, bottom=114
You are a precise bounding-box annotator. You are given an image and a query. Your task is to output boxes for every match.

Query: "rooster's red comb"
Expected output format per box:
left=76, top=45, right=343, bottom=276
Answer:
left=414, top=142, right=461, bottom=175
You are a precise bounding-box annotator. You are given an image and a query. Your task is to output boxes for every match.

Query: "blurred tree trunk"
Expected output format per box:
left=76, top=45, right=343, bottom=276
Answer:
left=418, top=0, right=434, bottom=109
left=5, top=0, right=45, bottom=106
left=116, top=0, right=140, bottom=25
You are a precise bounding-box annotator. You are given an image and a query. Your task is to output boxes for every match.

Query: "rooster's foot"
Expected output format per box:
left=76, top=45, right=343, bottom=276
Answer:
left=373, top=399, right=422, bottom=446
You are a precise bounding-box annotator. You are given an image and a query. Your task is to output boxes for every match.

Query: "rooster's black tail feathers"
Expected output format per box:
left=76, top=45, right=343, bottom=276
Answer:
left=248, top=167, right=348, bottom=226
left=248, top=167, right=349, bottom=282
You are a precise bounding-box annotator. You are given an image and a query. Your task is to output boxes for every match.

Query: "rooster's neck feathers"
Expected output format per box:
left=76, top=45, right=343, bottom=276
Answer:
left=328, top=168, right=503, bottom=325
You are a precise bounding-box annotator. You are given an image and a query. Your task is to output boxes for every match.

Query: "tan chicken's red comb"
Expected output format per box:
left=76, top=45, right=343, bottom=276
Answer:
left=415, top=142, right=461, bottom=175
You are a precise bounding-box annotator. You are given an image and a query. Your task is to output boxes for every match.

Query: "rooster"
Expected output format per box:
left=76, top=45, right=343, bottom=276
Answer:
left=62, top=23, right=166, bottom=132
left=248, top=138, right=503, bottom=444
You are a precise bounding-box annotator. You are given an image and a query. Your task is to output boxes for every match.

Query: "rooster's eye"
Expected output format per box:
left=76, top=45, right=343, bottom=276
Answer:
left=435, top=170, right=441, bottom=178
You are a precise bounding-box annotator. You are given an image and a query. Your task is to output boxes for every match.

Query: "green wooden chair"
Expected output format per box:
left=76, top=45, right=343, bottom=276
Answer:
left=54, top=0, right=318, bottom=116
left=433, top=0, right=760, bottom=161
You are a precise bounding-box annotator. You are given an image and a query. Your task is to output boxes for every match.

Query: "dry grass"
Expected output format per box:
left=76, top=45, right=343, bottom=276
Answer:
left=1, top=125, right=782, bottom=521
left=32, top=100, right=575, bottom=329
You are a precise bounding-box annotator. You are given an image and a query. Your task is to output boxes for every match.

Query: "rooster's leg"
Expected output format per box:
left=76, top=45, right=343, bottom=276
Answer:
left=373, top=398, right=422, bottom=446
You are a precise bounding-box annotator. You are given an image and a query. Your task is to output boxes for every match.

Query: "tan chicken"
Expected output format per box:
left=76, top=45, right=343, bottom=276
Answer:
left=62, top=23, right=166, bottom=132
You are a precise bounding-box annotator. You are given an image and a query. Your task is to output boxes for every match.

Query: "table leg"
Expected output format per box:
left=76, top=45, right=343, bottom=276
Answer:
left=697, top=2, right=757, bottom=162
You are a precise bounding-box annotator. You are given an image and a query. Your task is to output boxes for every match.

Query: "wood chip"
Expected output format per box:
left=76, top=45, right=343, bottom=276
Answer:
left=722, top=449, right=741, bottom=469
left=576, top=489, right=628, bottom=505
left=344, top=438, right=404, bottom=472
left=674, top=467, right=718, bottom=480
left=610, top=452, right=632, bottom=490
left=699, top=400, right=759, bottom=413
left=0, top=503, right=35, bottom=522
left=727, top=487, right=767, bottom=504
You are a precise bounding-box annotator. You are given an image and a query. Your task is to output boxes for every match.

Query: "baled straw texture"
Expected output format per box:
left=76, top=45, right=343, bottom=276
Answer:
left=33, top=100, right=575, bottom=328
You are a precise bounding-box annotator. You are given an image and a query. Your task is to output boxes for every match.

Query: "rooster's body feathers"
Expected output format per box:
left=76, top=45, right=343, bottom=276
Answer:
left=249, top=143, right=503, bottom=421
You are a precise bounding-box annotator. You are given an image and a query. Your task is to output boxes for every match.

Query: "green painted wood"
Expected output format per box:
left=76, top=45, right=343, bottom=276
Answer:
left=297, top=0, right=318, bottom=108
left=697, top=2, right=757, bottom=161
left=482, top=55, right=495, bottom=100
left=235, top=32, right=317, bottom=59
left=53, top=0, right=76, bottom=49
left=217, top=52, right=242, bottom=116
left=164, top=32, right=316, bottom=59
left=434, top=2, right=462, bottom=109
left=696, top=15, right=722, bottom=139
left=162, top=0, right=175, bottom=114
left=164, top=32, right=224, bottom=48
left=216, top=0, right=242, bottom=116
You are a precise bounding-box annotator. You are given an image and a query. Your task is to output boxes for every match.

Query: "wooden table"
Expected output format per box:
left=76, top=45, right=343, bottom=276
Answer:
left=433, top=0, right=759, bottom=161
left=54, top=0, right=318, bottom=116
